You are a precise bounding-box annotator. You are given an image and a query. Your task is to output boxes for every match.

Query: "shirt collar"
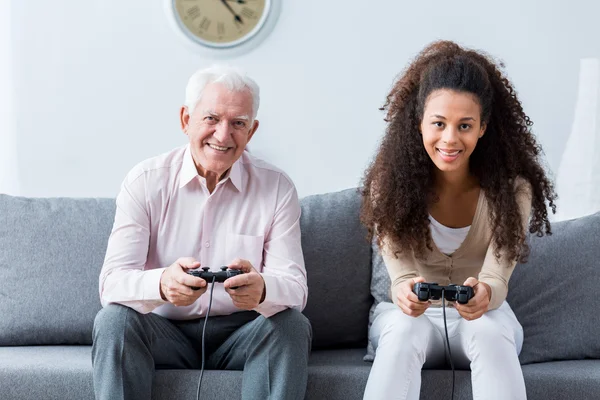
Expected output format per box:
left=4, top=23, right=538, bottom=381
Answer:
left=228, top=157, right=243, bottom=192
left=178, top=145, right=243, bottom=192
left=178, top=146, right=198, bottom=189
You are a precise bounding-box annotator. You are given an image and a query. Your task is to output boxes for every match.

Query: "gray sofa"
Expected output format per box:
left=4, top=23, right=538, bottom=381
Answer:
left=1, top=188, right=599, bottom=399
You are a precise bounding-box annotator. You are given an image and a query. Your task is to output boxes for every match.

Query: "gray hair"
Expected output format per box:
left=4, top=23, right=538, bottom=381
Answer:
left=184, top=65, right=260, bottom=120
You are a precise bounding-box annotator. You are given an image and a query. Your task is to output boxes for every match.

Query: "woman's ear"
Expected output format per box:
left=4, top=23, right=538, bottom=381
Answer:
left=479, top=122, right=487, bottom=138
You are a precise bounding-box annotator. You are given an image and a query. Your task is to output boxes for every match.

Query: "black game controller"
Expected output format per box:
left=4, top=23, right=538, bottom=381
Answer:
left=187, top=267, right=243, bottom=290
left=412, top=282, right=474, bottom=305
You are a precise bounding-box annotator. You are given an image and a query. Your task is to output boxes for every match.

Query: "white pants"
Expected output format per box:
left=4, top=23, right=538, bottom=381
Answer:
left=364, top=301, right=526, bottom=400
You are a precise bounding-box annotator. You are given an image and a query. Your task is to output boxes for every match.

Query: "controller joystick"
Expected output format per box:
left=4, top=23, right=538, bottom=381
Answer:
left=412, top=282, right=474, bottom=305
left=187, top=267, right=243, bottom=290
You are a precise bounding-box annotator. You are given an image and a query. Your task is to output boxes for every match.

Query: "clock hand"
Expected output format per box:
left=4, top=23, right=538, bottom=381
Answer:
left=223, top=0, right=246, bottom=4
left=219, top=0, right=244, bottom=24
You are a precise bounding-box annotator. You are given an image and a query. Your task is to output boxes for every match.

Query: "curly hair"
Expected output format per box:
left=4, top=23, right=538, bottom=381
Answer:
left=361, top=40, right=557, bottom=263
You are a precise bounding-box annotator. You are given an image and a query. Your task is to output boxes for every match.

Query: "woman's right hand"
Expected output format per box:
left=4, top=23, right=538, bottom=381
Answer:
left=397, top=276, right=431, bottom=317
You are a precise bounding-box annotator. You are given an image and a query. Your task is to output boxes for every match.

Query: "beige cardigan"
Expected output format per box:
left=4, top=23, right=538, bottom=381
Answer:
left=382, top=179, right=532, bottom=310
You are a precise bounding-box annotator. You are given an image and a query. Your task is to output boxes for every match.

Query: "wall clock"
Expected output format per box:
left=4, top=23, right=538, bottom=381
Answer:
left=165, top=0, right=280, bottom=55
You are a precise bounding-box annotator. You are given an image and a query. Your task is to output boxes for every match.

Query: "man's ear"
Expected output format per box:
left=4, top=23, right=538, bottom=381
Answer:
left=246, top=120, right=259, bottom=143
left=180, top=106, right=190, bottom=135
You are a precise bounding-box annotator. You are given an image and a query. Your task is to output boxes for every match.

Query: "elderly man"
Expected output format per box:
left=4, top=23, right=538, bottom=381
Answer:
left=92, top=66, right=311, bottom=400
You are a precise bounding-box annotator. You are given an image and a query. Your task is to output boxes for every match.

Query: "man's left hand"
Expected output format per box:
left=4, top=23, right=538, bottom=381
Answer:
left=223, top=258, right=266, bottom=310
left=455, top=277, right=490, bottom=321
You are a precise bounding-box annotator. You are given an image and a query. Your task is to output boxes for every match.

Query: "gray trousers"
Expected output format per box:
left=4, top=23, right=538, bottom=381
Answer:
left=92, top=304, right=312, bottom=400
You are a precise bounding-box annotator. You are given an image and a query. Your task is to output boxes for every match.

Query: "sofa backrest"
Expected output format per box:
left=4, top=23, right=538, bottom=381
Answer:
left=0, top=189, right=373, bottom=349
left=0, top=195, right=113, bottom=345
left=3, top=191, right=599, bottom=363
left=300, top=188, right=372, bottom=349
left=507, top=211, right=600, bottom=364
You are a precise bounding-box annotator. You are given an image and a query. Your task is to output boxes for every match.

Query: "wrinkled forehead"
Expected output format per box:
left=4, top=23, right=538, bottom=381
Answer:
left=196, top=83, right=253, bottom=117
left=202, top=108, right=251, bottom=121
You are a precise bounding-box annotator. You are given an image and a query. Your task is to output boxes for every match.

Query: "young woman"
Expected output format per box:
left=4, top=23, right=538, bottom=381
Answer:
left=360, top=41, right=556, bottom=399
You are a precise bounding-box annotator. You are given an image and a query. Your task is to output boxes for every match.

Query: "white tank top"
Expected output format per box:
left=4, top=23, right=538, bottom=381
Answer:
left=429, top=215, right=470, bottom=255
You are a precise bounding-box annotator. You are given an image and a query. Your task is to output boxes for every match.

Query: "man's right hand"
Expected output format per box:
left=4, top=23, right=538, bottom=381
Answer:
left=160, top=257, right=207, bottom=306
left=397, top=276, right=431, bottom=317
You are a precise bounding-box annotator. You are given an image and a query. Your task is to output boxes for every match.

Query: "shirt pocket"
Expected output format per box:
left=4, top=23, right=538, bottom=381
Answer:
left=225, top=233, right=265, bottom=271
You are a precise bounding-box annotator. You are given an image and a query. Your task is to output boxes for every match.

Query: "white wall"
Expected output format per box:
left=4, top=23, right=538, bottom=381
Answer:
left=0, top=0, right=19, bottom=195
left=8, top=0, right=600, bottom=201
left=554, top=59, right=600, bottom=221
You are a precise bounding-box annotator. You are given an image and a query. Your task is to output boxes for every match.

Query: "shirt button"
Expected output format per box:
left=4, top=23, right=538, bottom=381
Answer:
left=208, top=198, right=212, bottom=203
left=205, top=241, right=210, bottom=248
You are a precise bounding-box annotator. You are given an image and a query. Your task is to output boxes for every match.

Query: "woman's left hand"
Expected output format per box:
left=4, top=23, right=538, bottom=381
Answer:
left=455, top=277, right=490, bottom=321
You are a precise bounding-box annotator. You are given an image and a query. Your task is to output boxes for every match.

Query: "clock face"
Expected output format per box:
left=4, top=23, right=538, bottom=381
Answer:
left=173, top=0, right=269, bottom=48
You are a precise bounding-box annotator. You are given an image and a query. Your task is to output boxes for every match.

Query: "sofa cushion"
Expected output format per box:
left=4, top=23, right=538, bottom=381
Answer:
left=507, top=211, right=600, bottom=364
left=521, top=360, right=600, bottom=398
left=300, top=188, right=373, bottom=349
left=3, top=346, right=598, bottom=400
left=0, top=347, right=368, bottom=400
left=364, top=239, right=391, bottom=361
left=0, top=195, right=113, bottom=345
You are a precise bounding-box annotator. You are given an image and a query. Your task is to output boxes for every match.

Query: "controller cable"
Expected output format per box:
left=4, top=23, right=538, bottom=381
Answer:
left=441, top=289, right=455, bottom=400
left=196, top=276, right=216, bottom=400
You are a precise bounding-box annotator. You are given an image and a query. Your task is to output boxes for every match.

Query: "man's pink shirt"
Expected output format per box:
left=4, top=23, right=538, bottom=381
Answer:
left=99, top=146, right=307, bottom=319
